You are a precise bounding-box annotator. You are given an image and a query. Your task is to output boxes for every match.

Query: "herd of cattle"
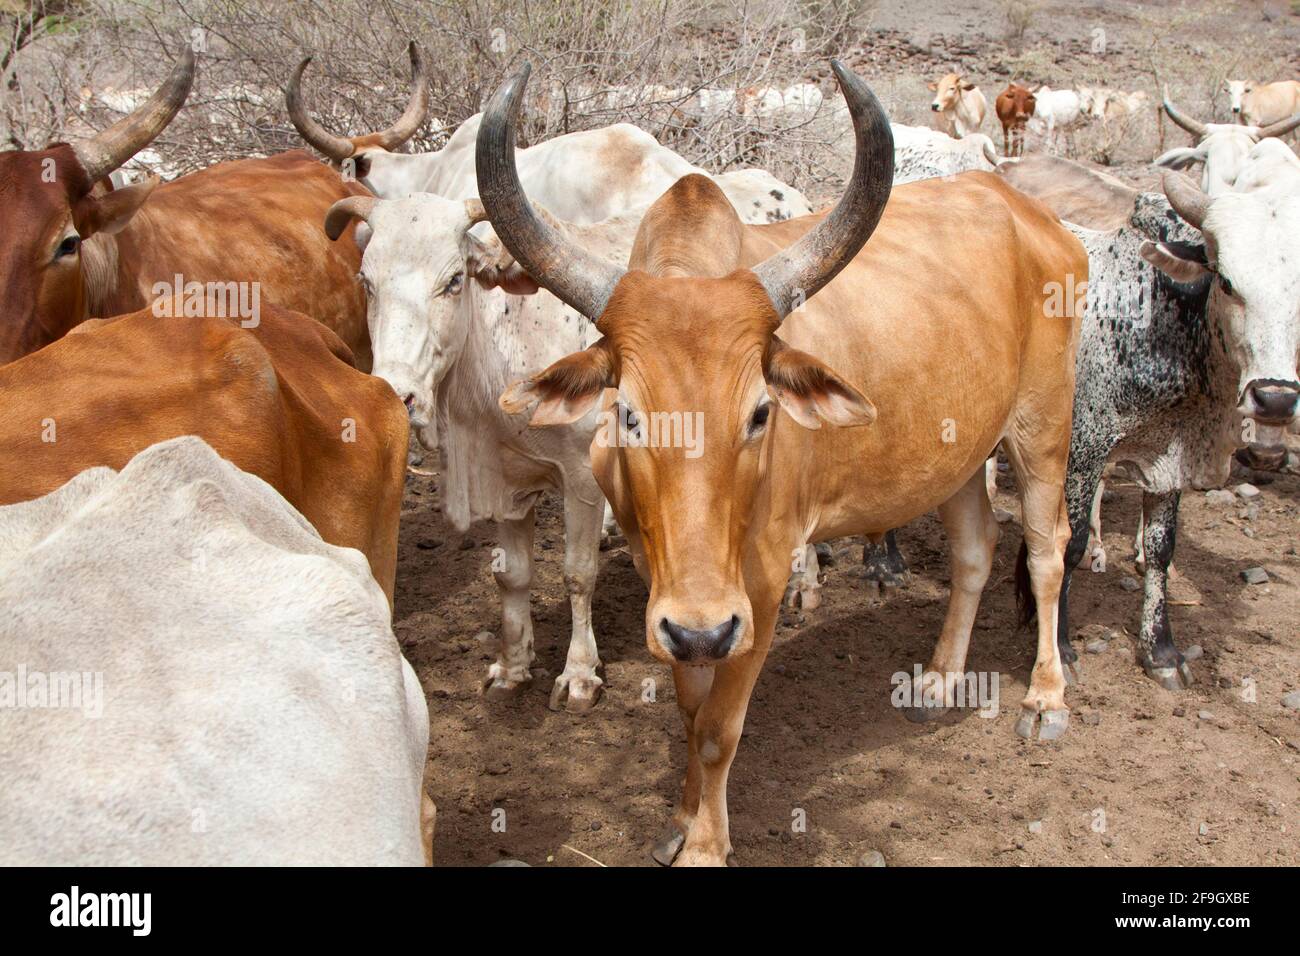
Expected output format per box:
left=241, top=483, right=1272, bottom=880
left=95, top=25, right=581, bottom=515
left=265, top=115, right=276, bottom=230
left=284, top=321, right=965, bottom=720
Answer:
left=1, top=41, right=1297, bottom=866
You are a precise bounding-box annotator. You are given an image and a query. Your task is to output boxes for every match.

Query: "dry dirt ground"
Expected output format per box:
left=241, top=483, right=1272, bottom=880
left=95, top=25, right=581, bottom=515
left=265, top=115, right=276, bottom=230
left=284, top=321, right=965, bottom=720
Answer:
left=399, top=462, right=1299, bottom=867
left=396, top=0, right=1300, bottom=867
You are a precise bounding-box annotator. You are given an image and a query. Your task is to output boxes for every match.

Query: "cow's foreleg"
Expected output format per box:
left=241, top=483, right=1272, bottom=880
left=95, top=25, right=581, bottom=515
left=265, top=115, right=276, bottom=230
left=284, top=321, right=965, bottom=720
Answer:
left=652, top=664, right=714, bottom=865
left=1136, top=490, right=1193, bottom=690
left=482, top=509, right=536, bottom=700
left=1078, top=478, right=1106, bottom=570
left=550, top=487, right=604, bottom=713
left=783, top=543, right=822, bottom=609
left=903, top=464, right=997, bottom=722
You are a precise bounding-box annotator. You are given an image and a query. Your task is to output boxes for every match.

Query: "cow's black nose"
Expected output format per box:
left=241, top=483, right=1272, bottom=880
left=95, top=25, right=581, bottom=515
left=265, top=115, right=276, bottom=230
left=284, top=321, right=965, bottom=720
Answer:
left=1249, top=382, right=1300, bottom=422
left=660, top=616, right=739, bottom=661
left=930, top=103, right=940, bottom=111
left=1232, top=106, right=1241, bottom=113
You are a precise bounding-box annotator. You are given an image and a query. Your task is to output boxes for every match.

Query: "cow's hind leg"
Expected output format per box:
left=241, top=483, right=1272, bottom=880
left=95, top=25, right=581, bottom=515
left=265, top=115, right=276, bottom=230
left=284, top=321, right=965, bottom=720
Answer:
left=482, top=509, right=537, bottom=700
left=550, top=486, right=605, bottom=712
left=861, top=529, right=910, bottom=595
left=1003, top=438, right=1072, bottom=740
left=1136, top=490, right=1193, bottom=690
left=902, top=464, right=998, bottom=723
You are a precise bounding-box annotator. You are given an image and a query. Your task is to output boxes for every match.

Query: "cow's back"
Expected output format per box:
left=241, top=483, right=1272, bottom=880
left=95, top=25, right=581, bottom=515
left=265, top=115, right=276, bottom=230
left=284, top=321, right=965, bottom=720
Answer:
left=0, top=304, right=407, bottom=599
left=0, top=437, right=427, bottom=865
left=106, top=150, right=372, bottom=369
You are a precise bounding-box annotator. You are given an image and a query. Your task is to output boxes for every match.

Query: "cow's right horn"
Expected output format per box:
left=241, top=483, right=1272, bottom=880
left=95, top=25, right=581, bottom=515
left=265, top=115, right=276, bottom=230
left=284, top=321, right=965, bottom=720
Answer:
left=1161, top=88, right=1207, bottom=139
left=475, top=62, right=627, bottom=322
left=752, top=60, right=894, bottom=319
left=286, top=56, right=356, bottom=162
left=1258, top=110, right=1300, bottom=140
left=73, top=46, right=195, bottom=183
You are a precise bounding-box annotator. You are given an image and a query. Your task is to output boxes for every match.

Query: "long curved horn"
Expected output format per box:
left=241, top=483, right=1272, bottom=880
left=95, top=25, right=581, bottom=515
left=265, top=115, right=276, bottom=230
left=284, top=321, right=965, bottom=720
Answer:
left=1162, top=169, right=1209, bottom=230
left=324, top=195, right=376, bottom=240
left=475, top=62, right=626, bottom=320
left=287, top=41, right=429, bottom=162
left=752, top=60, right=894, bottom=318
left=286, top=56, right=355, bottom=162
left=372, top=41, right=429, bottom=151
left=1258, top=110, right=1300, bottom=139
left=72, top=46, right=195, bottom=182
left=1161, top=88, right=1207, bottom=139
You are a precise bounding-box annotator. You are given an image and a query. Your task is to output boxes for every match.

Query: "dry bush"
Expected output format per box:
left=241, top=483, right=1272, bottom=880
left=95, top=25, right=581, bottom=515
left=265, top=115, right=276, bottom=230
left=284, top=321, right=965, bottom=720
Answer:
left=1, top=0, right=869, bottom=196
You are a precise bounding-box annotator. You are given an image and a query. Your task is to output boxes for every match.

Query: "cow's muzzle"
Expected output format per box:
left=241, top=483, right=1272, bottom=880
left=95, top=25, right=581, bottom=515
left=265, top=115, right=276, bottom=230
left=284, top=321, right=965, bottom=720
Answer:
left=930, top=103, right=941, bottom=111
left=1245, top=379, right=1300, bottom=425
left=659, top=615, right=741, bottom=663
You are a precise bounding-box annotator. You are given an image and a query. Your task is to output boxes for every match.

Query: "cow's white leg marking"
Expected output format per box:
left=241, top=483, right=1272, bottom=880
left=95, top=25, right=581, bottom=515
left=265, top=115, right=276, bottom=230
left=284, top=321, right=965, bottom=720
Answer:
left=1080, top=478, right=1107, bottom=571
left=904, top=464, right=998, bottom=722
left=482, top=508, right=536, bottom=700
left=550, top=487, right=604, bottom=713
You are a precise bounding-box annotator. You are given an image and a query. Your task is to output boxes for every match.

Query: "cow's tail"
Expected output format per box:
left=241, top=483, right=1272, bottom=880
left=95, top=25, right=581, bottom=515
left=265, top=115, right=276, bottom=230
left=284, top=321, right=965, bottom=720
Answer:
left=1015, top=540, right=1037, bottom=628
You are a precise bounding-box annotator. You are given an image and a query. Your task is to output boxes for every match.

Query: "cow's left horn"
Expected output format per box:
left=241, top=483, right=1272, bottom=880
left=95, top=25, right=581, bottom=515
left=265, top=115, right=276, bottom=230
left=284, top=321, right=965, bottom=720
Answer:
left=476, top=62, right=627, bottom=321
left=324, top=196, right=376, bottom=240
left=1161, top=169, right=1209, bottom=230
left=286, top=56, right=356, bottom=162
left=1161, top=88, right=1206, bottom=139
left=1259, top=110, right=1300, bottom=140
left=752, top=61, right=894, bottom=318
left=372, top=41, right=430, bottom=151
left=73, top=46, right=195, bottom=182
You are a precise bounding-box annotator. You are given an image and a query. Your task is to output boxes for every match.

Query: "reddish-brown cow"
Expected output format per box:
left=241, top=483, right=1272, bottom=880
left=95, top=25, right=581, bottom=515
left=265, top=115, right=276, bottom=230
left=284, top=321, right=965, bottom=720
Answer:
left=995, top=83, right=1037, bottom=156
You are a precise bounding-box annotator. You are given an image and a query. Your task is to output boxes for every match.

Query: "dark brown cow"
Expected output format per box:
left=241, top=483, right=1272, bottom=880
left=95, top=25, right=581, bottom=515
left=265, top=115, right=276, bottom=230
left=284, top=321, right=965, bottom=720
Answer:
left=0, top=46, right=416, bottom=370
left=995, top=83, right=1036, bottom=156
left=0, top=303, right=408, bottom=603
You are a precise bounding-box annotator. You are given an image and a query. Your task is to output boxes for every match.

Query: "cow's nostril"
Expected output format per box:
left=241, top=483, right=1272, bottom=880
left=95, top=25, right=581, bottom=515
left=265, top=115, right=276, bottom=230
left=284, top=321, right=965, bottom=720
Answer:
left=660, top=615, right=740, bottom=661
left=1249, top=383, right=1300, bottom=422
left=930, top=103, right=940, bottom=111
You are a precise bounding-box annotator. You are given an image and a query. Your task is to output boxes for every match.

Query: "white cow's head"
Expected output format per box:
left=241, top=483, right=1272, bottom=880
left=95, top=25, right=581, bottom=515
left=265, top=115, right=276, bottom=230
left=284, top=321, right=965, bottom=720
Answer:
left=1141, top=171, right=1300, bottom=426
left=929, top=73, right=973, bottom=113
left=1158, top=93, right=1300, bottom=193
left=324, top=194, right=536, bottom=443
left=1223, top=80, right=1253, bottom=120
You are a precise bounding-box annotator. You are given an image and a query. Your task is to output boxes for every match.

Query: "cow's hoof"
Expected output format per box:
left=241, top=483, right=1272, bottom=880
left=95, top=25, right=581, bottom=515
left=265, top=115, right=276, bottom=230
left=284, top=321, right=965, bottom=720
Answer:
left=1015, top=707, right=1070, bottom=740
left=1141, top=657, right=1193, bottom=691
left=482, top=674, right=531, bottom=702
left=797, top=586, right=822, bottom=610
left=651, top=825, right=686, bottom=866
left=549, top=674, right=603, bottom=713
left=902, top=703, right=948, bottom=723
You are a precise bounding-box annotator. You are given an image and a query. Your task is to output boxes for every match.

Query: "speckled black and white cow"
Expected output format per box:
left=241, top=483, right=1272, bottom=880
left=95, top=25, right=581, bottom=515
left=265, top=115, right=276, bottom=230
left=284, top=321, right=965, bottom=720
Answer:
left=1045, top=169, right=1300, bottom=694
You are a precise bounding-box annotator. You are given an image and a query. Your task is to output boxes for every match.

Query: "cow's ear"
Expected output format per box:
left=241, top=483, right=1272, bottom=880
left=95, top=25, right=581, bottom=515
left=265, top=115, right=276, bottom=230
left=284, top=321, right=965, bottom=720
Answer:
left=763, top=336, right=876, bottom=429
left=961, top=81, right=976, bottom=91
left=500, top=340, right=615, bottom=426
left=72, top=176, right=157, bottom=237
left=927, top=81, right=938, bottom=91
left=1140, top=240, right=1210, bottom=284
left=466, top=229, right=541, bottom=296
left=1154, top=146, right=1205, bottom=171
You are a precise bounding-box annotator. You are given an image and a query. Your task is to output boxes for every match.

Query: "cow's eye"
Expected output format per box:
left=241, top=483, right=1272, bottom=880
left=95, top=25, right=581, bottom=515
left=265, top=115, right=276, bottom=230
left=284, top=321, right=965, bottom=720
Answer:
left=54, top=235, right=80, bottom=260
left=444, top=272, right=464, bottom=296
left=1218, top=273, right=1234, bottom=297
left=748, top=402, right=771, bottom=435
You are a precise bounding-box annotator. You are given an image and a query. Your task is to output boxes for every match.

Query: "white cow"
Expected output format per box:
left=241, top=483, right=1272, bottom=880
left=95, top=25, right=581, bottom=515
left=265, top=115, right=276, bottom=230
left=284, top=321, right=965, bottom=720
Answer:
left=1030, top=86, right=1087, bottom=152
left=890, top=122, right=998, bottom=183
left=287, top=51, right=813, bottom=225
left=927, top=73, right=986, bottom=138
left=324, top=194, right=639, bottom=712
left=1157, top=92, right=1300, bottom=194
left=0, top=437, right=432, bottom=866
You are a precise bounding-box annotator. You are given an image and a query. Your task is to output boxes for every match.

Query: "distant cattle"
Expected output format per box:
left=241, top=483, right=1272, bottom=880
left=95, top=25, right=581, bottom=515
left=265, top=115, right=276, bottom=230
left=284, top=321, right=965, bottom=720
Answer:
left=0, top=47, right=373, bottom=368
left=0, top=303, right=407, bottom=604
left=995, top=83, right=1036, bottom=156
left=288, top=57, right=813, bottom=224
left=928, top=73, right=987, bottom=138
left=1030, top=85, right=1087, bottom=152
left=477, top=61, right=1087, bottom=865
left=1225, top=79, right=1300, bottom=129
left=0, top=437, right=431, bottom=865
